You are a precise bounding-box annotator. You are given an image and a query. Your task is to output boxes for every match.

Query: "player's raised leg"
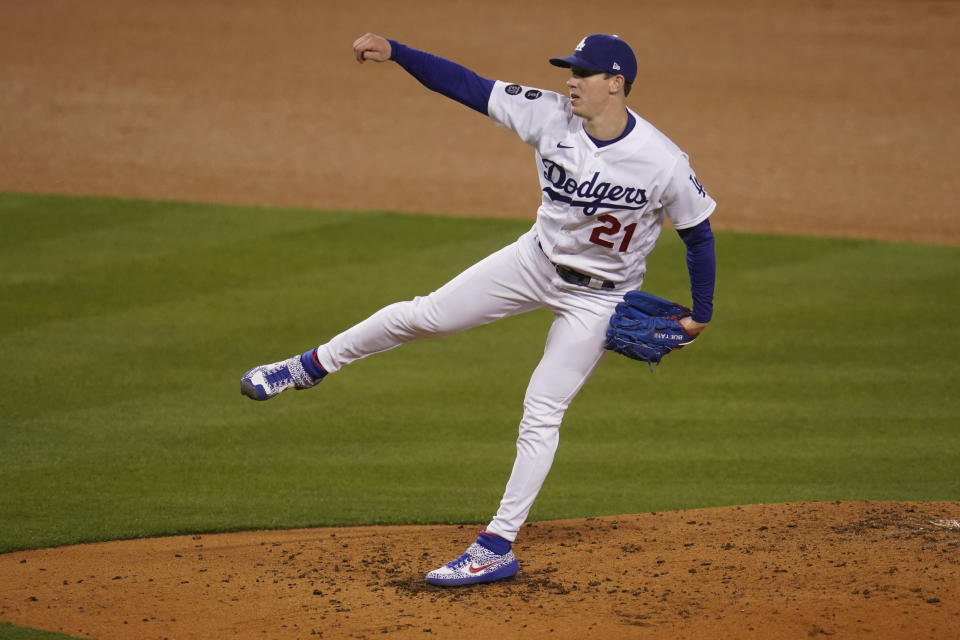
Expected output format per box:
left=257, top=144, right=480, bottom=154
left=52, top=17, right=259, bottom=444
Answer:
left=312, top=240, right=542, bottom=374
left=241, top=238, right=542, bottom=401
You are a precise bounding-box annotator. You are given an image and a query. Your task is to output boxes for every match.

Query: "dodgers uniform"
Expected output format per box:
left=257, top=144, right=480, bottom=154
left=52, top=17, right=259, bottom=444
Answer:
left=242, top=33, right=717, bottom=586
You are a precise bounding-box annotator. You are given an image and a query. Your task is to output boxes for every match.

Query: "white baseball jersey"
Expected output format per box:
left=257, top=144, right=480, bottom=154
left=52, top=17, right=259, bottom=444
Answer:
left=314, top=71, right=717, bottom=544
left=488, top=81, right=715, bottom=285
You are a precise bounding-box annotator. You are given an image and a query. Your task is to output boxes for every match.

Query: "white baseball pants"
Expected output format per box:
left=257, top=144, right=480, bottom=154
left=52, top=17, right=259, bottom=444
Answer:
left=314, top=229, right=629, bottom=541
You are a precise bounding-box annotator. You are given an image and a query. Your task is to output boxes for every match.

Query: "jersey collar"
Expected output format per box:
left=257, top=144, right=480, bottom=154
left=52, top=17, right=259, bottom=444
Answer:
left=584, top=112, right=637, bottom=149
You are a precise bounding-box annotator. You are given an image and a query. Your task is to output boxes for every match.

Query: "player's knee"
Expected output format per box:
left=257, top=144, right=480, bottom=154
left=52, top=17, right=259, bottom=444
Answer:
left=515, top=420, right=560, bottom=458
left=395, top=295, right=448, bottom=337
left=522, top=395, right=566, bottom=428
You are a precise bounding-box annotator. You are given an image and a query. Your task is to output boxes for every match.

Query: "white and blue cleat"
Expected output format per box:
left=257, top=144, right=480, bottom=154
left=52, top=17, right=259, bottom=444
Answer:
left=240, top=355, right=319, bottom=401
left=425, top=542, right=519, bottom=586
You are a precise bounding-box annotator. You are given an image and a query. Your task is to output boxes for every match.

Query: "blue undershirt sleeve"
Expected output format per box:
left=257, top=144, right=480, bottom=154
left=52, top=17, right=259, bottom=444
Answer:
left=388, top=40, right=495, bottom=115
left=676, top=218, right=716, bottom=323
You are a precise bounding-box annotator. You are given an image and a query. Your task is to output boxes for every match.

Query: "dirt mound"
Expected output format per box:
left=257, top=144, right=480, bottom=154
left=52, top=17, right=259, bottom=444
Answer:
left=2, top=502, right=957, bottom=639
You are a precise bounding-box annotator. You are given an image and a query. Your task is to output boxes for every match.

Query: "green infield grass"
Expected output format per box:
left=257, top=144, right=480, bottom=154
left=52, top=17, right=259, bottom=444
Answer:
left=1, top=192, right=958, bottom=557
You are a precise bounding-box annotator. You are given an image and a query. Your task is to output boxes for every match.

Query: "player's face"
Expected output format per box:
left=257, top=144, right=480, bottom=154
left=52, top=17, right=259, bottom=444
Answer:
left=566, top=66, right=622, bottom=118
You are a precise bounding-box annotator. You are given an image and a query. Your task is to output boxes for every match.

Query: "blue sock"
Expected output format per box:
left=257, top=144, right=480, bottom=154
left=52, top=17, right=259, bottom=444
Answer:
left=476, top=529, right=511, bottom=555
left=300, top=349, right=328, bottom=382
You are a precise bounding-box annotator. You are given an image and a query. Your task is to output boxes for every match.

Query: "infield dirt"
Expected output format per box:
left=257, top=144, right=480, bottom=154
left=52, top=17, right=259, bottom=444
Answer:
left=2, top=503, right=958, bottom=639
left=1, top=1, right=958, bottom=638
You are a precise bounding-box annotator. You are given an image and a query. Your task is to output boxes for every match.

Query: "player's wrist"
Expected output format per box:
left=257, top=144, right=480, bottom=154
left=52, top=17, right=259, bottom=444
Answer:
left=386, top=39, right=401, bottom=61
left=680, top=317, right=708, bottom=337
left=690, top=310, right=712, bottom=324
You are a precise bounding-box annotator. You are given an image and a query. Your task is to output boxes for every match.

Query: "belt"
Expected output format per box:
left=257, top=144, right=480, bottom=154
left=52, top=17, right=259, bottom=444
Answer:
left=539, top=242, right=615, bottom=290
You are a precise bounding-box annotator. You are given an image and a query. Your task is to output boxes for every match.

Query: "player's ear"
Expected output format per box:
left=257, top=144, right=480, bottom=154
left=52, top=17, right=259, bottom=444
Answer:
left=608, top=74, right=625, bottom=96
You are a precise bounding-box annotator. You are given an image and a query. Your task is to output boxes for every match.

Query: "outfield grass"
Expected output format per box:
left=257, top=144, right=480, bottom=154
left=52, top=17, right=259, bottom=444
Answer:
left=0, top=623, right=81, bottom=640
left=1, top=193, right=958, bottom=556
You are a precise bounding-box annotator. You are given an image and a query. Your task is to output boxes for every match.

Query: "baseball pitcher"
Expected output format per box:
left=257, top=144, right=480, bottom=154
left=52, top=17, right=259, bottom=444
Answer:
left=241, top=32, right=717, bottom=586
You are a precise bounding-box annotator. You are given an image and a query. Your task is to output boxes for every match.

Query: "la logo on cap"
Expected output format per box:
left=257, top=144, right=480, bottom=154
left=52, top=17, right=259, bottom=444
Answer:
left=549, top=33, right=638, bottom=85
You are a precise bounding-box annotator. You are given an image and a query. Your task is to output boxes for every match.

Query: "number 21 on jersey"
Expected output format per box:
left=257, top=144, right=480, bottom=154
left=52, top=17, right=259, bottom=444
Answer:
left=589, top=214, right=637, bottom=252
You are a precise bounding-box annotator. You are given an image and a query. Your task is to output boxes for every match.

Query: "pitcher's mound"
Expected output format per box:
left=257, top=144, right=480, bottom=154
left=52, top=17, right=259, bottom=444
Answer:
left=1, top=501, right=958, bottom=639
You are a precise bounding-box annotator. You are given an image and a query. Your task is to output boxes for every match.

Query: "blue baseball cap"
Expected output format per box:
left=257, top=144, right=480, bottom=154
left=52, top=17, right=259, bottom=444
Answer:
left=549, top=34, right=637, bottom=84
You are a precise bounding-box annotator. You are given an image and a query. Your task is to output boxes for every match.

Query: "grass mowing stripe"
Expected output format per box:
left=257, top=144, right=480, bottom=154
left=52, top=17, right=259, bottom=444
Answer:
left=0, top=193, right=957, bottom=553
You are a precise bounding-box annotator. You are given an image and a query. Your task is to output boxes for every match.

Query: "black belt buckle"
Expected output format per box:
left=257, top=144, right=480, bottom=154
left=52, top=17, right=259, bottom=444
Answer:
left=555, top=264, right=615, bottom=290
left=539, top=240, right=615, bottom=290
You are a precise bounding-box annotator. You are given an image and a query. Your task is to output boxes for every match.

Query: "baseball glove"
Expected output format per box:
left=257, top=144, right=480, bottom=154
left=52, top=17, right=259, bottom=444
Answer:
left=604, top=290, right=695, bottom=368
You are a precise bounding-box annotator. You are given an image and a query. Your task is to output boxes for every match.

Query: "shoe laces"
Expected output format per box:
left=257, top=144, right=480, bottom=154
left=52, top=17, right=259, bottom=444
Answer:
left=446, top=543, right=502, bottom=570
left=445, top=552, right=471, bottom=569
left=264, top=365, right=293, bottom=388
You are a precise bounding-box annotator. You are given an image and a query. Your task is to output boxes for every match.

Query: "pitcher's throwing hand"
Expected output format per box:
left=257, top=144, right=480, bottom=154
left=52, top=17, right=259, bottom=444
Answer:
left=352, top=33, right=391, bottom=63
